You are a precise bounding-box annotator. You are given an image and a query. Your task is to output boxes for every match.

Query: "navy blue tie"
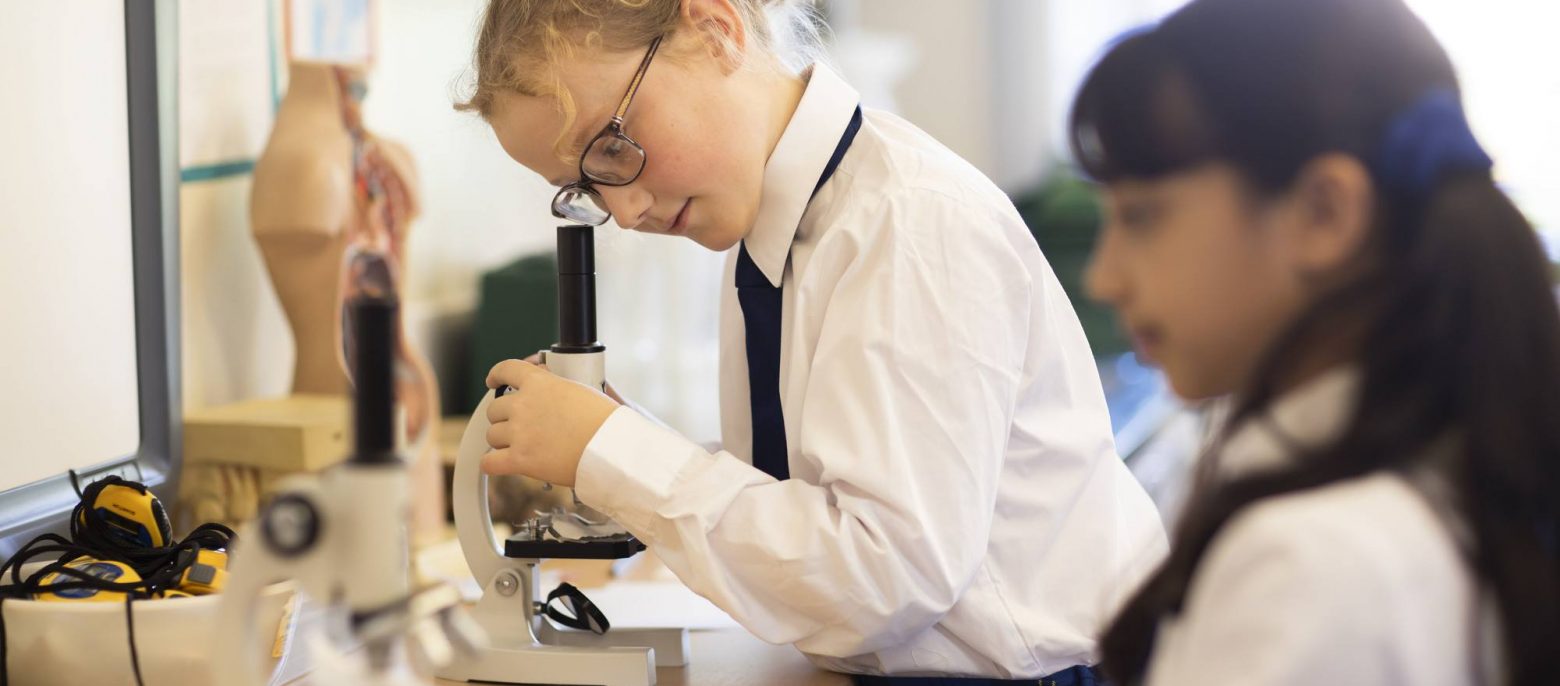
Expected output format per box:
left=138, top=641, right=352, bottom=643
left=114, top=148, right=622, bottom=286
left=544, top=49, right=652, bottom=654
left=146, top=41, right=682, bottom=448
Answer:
left=738, top=106, right=863, bottom=480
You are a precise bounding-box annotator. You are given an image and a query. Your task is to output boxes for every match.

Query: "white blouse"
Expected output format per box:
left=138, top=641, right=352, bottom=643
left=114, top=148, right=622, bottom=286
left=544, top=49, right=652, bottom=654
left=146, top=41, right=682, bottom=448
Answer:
left=1145, top=370, right=1493, bottom=685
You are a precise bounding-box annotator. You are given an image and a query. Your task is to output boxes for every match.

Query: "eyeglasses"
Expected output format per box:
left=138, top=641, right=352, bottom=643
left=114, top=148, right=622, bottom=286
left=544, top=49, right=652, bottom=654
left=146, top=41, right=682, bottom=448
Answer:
left=551, top=37, right=662, bottom=226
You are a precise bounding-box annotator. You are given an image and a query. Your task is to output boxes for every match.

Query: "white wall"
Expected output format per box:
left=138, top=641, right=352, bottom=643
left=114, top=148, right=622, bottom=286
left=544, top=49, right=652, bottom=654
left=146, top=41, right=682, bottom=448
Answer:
left=180, top=177, right=294, bottom=410
left=836, top=0, right=1186, bottom=193
left=836, top=0, right=1059, bottom=192
left=850, top=0, right=999, bottom=178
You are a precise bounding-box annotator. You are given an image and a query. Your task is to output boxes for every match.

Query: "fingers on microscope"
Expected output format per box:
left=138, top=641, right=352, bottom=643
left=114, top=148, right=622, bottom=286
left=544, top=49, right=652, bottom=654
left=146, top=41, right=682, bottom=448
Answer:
left=483, top=357, right=539, bottom=388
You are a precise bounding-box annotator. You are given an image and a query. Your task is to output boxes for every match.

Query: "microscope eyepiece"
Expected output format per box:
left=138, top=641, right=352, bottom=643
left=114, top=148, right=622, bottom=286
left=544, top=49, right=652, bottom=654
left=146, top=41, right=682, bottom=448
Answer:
left=555, top=225, right=605, bottom=354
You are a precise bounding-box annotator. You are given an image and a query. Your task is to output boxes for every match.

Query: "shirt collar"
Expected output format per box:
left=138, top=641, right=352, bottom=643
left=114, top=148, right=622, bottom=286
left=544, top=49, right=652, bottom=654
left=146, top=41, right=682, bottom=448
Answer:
left=1215, top=367, right=1359, bottom=478
left=744, top=64, right=861, bottom=287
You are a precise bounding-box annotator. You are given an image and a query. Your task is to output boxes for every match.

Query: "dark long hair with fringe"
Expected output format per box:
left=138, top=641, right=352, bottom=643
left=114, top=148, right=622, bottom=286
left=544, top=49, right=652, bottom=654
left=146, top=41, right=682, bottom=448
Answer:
left=1069, top=0, right=1560, bottom=683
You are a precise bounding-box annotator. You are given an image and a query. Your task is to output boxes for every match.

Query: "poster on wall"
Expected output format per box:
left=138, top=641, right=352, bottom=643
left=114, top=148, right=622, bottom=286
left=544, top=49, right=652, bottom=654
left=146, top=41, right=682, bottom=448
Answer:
left=286, top=0, right=376, bottom=65
left=178, top=0, right=276, bottom=174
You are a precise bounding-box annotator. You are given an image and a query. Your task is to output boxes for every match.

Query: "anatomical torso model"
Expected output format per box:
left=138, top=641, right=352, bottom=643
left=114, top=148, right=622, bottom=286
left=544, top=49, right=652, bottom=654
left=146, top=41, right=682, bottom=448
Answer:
left=251, top=62, right=444, bottom=542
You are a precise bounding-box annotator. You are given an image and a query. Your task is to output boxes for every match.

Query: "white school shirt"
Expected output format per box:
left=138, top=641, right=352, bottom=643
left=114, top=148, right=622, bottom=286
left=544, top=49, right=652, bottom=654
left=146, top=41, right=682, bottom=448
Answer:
left=1145, top=370, right=1491, bottom=686
left=574, top=64, right=1167, bottom=679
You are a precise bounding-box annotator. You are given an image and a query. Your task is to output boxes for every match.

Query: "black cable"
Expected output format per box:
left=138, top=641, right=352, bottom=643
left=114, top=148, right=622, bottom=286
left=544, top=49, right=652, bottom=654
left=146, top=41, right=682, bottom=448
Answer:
left=0, top=476, right=235, bottom=601
left=124, top=598, right=144, bottom=686
left=1, top=597, right=8, bottom=686
left=0, top=535, right=74, bottom=587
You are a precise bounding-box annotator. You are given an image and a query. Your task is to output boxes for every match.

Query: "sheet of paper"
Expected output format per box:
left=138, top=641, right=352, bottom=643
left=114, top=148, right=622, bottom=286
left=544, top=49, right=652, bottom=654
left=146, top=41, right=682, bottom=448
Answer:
left=416, top=537, right=483, bottom=602
left=571, top=581, right=742, bottom=631
left=287, top=0, right=373, bottom=63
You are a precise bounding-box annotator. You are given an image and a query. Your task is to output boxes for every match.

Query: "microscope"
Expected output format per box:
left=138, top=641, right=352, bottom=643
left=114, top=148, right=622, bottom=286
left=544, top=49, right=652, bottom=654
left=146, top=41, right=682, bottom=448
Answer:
left=436, top=225, right=688, bottom=686
left=217, top=252, right=484, bottom=686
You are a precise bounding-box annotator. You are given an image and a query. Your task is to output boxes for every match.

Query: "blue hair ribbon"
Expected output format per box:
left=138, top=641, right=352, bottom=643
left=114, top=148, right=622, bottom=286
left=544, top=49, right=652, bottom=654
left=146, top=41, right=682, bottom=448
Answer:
left=1373, top=89, right=1493, bottom=195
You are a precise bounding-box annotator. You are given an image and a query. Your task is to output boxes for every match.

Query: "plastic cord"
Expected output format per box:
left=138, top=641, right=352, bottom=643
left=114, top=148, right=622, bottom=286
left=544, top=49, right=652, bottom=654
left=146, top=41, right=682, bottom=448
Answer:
left=1, top=597, right=8, bottom=686
left=0, top=477, right=234, bottom=601
left=124, top=598, right=145, bottom=686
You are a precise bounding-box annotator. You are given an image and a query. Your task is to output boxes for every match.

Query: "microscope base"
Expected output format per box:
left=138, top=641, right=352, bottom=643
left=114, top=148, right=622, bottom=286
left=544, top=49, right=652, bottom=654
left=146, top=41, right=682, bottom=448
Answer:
left=538, top=621, right=690, bottom=667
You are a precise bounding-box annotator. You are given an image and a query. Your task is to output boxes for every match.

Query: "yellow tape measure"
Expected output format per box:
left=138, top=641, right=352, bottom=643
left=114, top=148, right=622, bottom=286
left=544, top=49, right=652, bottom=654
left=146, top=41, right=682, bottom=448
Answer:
left=176, top=548, right=229, bottom=596
left=33, top=559, right=142, bottom=602
left=77, top=479, right=172, bottom=549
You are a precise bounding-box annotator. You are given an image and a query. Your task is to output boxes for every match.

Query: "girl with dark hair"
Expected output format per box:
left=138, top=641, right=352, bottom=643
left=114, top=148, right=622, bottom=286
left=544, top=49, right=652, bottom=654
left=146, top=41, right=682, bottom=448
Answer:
left=1071, top=0, right=1559, bottom=684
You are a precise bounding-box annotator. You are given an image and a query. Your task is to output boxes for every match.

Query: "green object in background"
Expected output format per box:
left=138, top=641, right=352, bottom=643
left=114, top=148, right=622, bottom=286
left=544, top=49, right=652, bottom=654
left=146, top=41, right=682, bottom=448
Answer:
left=1011, top=170, right=1131, bottom=357
left=456, top=253, right=558, bottom=415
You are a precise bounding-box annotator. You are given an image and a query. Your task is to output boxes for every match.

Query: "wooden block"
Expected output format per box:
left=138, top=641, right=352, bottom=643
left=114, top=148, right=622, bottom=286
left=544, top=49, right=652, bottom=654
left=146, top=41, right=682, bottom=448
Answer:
left=183, top=394, right=351, bottom=472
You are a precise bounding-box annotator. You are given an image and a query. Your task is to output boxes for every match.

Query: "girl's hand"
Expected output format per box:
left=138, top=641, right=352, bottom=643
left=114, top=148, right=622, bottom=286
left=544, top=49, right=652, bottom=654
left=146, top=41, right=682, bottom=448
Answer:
left=482, top=359, right=620, bottom=486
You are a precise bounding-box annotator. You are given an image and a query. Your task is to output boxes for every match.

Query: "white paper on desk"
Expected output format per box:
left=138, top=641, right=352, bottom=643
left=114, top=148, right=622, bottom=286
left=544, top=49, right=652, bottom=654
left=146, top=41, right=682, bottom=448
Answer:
left=416, top=537, right=484, bottom=602
left=574, top=581, right=742, bottom=631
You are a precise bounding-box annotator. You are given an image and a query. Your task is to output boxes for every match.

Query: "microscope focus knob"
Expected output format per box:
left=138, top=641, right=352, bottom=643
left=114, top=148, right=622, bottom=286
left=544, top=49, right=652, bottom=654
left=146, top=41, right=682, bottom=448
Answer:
left=262, top=493, right=322, bottom=557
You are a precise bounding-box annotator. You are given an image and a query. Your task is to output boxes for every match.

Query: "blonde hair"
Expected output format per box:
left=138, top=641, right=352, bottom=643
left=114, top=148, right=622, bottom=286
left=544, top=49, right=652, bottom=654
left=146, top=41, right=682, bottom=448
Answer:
left=456, top=0, right=825, bottom=153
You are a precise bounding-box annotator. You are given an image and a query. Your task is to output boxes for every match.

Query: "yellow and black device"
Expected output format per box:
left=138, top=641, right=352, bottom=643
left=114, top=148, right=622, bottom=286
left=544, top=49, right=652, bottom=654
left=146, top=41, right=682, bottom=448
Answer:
left=0, top=475, right=235, bottom=606
left=175, top=548, right=229, bottom=596
left=76, top=475, right=173, bottom=549
left=32, top=558, right=143, bottom=603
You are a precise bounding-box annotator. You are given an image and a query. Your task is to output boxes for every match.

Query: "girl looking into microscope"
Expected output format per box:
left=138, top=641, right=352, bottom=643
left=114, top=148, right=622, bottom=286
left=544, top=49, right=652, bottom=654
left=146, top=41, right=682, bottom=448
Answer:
left=465, top=1, right=1166, bottom=683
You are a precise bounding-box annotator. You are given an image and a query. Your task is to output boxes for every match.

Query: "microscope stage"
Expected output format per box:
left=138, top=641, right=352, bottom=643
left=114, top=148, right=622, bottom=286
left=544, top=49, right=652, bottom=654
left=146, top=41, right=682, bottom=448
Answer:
left=503, top=534, right=646, bottom=560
